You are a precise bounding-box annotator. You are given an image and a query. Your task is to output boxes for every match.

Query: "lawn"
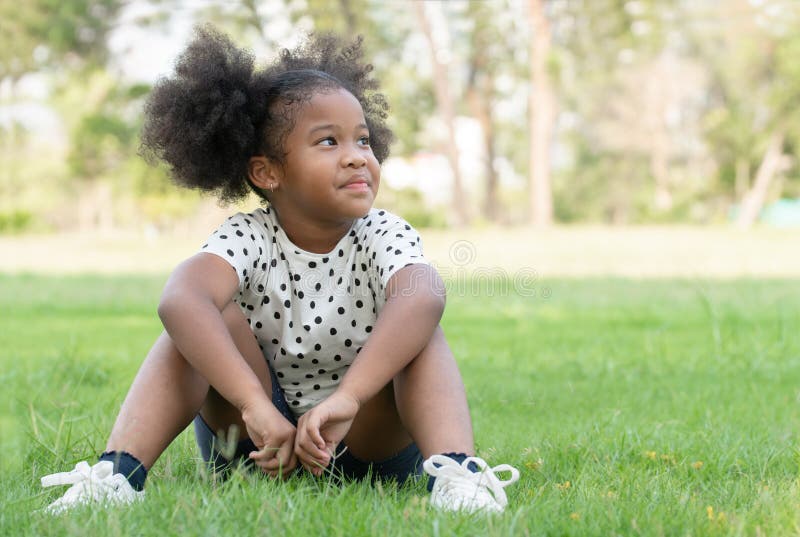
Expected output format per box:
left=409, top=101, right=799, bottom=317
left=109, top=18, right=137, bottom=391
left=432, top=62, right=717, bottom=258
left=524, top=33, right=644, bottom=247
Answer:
left=1, top=274, right=799, bottom=536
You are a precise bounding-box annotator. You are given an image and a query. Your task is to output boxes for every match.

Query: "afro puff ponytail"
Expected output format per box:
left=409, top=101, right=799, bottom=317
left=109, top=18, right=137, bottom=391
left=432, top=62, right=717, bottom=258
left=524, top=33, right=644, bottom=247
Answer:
left=140, top=24, right=392, bottom=204
left=140, top=25, right=269, bottom=203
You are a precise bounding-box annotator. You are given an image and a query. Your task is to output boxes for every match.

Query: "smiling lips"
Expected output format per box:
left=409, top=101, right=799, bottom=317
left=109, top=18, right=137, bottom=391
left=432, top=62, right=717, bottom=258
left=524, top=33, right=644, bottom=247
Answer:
left=342, top=177, right=371, bottom=191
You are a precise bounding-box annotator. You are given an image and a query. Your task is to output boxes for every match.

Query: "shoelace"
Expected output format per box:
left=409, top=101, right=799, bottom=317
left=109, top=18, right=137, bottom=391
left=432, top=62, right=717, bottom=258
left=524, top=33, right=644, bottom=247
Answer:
left=41, top=461, right=115, bottom=489
left=423, top=455, right=520, bottom=511
left=41, top=461, right=136, bottom=514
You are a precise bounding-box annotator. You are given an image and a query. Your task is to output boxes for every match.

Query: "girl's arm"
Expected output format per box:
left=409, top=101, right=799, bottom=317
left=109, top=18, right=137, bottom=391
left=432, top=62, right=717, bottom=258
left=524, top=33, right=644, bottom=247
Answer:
left=337, top=263, right=446, bottom=405
left=158, top=252, right=296, bottom=476
left=158, top=252, right=269, bottom=413
left=295, top=263, right=445, bottom=470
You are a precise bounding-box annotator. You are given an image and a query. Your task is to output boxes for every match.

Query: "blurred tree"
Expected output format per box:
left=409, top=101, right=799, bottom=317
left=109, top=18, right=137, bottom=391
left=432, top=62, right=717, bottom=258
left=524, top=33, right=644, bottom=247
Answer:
left=554, top=0, right=694, bottom=223
left=529, top=0, right=555, bottom=227
left=298, top=0, right=362, bottom=36
left=463, top=1, right=512, bottom=223
left=192, top=0, right=280, bottom=50
left=686, top=0, right=799, bottom=228
left=0, top=0, right=126, bottom=230
left=413, top=1, right=469, bottom=226
left=0, top=0, right=120, bottom=83
left=55, top=70, right=150, bottom=229
left=7, top=0, right=797, bottom=231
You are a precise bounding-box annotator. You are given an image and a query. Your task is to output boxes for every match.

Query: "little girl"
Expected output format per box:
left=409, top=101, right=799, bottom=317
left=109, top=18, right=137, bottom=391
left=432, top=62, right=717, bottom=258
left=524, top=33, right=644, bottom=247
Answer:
left=40, top=25, right=518, bottom=514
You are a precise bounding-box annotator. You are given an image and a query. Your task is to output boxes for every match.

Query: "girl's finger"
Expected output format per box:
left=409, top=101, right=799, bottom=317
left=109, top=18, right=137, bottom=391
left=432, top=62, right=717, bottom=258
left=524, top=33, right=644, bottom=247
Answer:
left=295, top=444, right=327, bottom=473
left=283, top=453, right=298, bottom=478
left=263, top=445, right=294, bottom=472
left=300, top=437, right=330, bottom=463
left=300, top=418, right=330, bottom=460
left=269, top=452, right=297, bottom=480
left=262, top=468, right=280, bottom=479
left=248, top=446, right=278, bottom=462
left=275, top=442, right=294, bottom=469
left=305, top=413, right=328, bottom=451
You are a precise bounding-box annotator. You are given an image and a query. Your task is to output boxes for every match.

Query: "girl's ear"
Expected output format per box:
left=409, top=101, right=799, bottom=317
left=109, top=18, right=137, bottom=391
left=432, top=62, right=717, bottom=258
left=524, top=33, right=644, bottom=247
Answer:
left=248, top=156, right=281, bottom=192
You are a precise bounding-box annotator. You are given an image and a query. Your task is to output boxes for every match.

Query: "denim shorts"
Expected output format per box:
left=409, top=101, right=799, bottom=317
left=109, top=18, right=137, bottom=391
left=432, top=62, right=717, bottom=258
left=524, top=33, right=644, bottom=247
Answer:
left=193, top=365, right=422, bottom=485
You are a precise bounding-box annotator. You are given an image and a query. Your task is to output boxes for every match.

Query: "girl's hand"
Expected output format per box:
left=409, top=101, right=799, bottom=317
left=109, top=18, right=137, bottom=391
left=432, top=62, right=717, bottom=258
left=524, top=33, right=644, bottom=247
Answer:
left=294, top=391, right=360, bottom=476
left=242, top=398, right=298, bottom=479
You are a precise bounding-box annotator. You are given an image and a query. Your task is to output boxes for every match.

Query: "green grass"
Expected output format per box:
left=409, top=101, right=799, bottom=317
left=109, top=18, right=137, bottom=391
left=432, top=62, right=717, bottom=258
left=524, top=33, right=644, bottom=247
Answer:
left=1, top=274, right=800, bottom=535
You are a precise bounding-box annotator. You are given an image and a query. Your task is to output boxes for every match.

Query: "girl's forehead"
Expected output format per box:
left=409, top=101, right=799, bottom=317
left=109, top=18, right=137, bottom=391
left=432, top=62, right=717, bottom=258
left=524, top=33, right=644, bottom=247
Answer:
left=299, top=88, right=365, bottom=121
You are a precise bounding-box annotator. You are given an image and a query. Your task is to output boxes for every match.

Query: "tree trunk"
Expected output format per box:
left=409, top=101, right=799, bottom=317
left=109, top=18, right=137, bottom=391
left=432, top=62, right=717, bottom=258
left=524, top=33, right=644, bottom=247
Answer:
left=650, top=127, right=673, bottom=211
left=466, top=71, right=499, bottom=222
left=736, top=130, right=784, bottom=229
left=734, top=157, right=749, bottom=199
left=78, top=181, right=114, bottom=231
left=413, top=1, right=469, bottom=226
left=529, top=0, right=555, bottom=227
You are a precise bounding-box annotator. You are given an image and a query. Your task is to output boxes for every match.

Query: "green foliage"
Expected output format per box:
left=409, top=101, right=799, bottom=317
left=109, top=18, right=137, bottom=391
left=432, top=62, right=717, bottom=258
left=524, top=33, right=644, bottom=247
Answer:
left=553, top=136, right=654, bottom=224
left=68, top=112, right=135, bottom=179
left=0, top=209, right=34, bottom=233
left=0, top=0, right=122, bottom=80
left=3, top=0, right=800, bottom=228
left=691, top=1, right=800, bottom=208
left=375, top=184, right=447, bottom=229
left=771, top=25, right=800, bottom=147
left=2, top=275, right=800, bottom=534
left=56, top=69, right=149, bottom=183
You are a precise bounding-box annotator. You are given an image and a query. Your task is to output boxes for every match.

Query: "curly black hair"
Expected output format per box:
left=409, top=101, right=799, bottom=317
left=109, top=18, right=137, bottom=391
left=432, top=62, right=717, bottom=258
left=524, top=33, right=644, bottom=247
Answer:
left=140, top=24, right=392, bottom=203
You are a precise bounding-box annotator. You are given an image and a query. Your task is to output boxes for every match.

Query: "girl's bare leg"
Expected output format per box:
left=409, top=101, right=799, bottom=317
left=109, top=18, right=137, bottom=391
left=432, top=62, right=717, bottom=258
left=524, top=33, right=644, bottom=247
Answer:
left=105, top=303, right=271, bottom=469
left=343, top=326, right=474, bottom=461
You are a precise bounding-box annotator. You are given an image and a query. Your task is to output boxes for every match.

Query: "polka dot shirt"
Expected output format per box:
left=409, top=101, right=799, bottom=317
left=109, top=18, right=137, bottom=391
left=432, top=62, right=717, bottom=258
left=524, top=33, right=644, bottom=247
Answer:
left=201, top=207, right=430, bottom=417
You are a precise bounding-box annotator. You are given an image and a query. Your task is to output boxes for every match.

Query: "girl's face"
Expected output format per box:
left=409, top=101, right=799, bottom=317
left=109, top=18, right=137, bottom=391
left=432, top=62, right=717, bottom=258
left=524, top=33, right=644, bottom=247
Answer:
left=275, top=88, right=380, bottom=228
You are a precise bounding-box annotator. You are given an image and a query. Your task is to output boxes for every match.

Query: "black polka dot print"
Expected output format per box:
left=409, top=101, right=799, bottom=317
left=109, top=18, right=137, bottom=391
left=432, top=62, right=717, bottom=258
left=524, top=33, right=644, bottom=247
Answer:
left=200, top=207, right=429, bottom=416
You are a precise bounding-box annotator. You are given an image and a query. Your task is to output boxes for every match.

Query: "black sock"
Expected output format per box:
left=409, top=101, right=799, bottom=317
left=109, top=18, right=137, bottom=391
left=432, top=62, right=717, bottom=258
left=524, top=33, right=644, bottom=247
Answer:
left=99, top=451, right=148, bottom=491
left=426, top=452, right=480, bottom=492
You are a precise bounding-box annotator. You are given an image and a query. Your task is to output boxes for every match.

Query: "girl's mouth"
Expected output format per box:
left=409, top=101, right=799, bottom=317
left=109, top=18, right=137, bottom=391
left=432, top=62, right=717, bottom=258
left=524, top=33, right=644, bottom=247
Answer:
left=342, top=177, right=370, bottom=191
left=343, top=182, right=369, bottom=191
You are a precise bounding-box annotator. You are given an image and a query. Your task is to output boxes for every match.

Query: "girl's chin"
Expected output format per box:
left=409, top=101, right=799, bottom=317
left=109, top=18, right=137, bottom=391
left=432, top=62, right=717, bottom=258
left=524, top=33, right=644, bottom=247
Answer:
left=345, top=196, right=376, bottom=216
left=350, top=205, right=374, bottom=219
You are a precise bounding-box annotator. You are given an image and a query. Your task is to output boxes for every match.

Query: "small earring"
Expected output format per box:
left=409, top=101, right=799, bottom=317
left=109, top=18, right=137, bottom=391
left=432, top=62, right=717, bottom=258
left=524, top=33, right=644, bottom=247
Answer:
left=269, top=184, right=275, bottom=192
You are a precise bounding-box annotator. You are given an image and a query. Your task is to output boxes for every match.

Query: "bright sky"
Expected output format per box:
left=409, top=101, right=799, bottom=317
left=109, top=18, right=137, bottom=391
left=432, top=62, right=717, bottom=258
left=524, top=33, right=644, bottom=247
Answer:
left=107, top=1, right=196, bottom=83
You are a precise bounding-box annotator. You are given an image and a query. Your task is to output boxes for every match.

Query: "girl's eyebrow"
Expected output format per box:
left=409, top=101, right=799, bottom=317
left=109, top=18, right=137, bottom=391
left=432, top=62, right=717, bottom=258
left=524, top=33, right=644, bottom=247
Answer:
left=309, top=124, right=335, bottom=135
left=308, top=123, right=369, bottom=135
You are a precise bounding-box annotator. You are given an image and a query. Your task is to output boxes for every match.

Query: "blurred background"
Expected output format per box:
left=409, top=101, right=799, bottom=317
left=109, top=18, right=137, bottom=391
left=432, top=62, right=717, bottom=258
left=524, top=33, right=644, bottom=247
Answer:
left=1, top=0, right=798, bottom=275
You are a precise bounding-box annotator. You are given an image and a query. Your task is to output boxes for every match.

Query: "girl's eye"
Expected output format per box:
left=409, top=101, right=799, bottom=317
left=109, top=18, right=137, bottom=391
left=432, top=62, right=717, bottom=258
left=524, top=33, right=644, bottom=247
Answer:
left=358, top=136, right=370, bottom=146
left=318, top=137, right=336, bottom=146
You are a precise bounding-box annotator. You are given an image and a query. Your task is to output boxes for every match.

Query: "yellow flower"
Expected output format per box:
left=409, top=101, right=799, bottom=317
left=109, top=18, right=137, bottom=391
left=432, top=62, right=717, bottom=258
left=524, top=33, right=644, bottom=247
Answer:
left=525, top=459, right=543, bottom=471
left=556, top=481, right=571, bottom=491
left=691, top=461, right=704, bottom=470
left=705, top=505, right=728, bottom=522
left=570, top=512, right=580, bottom=520
left=645, top=451, right=657, bottom=460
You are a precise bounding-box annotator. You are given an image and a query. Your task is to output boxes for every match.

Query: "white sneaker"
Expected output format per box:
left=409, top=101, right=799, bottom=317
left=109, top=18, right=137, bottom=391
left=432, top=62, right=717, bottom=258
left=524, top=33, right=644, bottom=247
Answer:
left=423, top=454, right=520, bottom=514
left=40, top=461, right=144, bottom=514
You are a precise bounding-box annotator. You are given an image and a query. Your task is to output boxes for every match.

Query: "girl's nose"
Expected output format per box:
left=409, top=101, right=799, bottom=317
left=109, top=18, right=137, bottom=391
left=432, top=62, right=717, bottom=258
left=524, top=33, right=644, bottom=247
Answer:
left=342, top=146, right=367, bottom=168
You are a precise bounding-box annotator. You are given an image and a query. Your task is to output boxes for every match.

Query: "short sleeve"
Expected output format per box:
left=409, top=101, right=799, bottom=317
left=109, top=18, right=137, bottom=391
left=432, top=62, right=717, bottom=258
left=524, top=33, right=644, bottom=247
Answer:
left=200, top=212, right=269, bottom=291
left=364, top=211, right=430, bottom=294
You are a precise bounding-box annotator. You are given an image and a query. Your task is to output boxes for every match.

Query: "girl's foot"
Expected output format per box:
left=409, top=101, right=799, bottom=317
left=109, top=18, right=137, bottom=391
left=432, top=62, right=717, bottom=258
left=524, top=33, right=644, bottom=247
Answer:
left=40, top=461, right=144, bottom=514
left=423, top=455, right=520, bottom=513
